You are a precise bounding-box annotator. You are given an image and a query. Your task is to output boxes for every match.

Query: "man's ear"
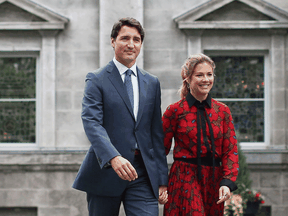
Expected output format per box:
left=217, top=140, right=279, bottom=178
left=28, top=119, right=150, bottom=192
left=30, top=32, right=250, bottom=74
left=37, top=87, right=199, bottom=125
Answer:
left=111, top=38, right=115, bottom=49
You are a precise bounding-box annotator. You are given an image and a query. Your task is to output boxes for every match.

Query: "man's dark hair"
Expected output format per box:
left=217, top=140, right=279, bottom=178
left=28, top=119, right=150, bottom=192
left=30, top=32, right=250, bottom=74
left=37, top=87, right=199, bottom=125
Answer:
left=111, top=17, right=145, bottom=42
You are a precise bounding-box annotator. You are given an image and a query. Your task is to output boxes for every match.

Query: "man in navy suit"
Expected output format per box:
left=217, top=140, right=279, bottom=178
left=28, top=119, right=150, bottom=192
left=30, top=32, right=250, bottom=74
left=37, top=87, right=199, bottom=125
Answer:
left=73, top=17, right=168, bottom=216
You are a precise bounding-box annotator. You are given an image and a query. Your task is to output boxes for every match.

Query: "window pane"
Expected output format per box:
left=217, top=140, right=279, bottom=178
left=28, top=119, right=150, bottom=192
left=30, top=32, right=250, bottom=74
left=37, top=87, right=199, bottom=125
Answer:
left=0, top=57, right=36, bottom=98
left=223, top=101, right=264, bottom=142
left=210, top=56, right=264, bottom=98
left=0, top=102, right=35, bottom=143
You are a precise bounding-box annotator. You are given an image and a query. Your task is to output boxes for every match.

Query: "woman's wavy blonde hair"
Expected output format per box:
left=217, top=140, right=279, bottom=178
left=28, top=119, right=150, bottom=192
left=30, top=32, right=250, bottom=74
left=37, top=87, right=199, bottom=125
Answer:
left=179, top=53, right=216, bottom=99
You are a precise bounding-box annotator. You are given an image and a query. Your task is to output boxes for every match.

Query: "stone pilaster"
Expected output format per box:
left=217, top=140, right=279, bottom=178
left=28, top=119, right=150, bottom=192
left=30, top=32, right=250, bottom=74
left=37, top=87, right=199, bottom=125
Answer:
left=269, top=30, right=287, bottom=149
left=286, top=33, right=288, bottom=150
left=185, top=30, right=203, bottom=56
left=38, top=30, right=59, bottom=149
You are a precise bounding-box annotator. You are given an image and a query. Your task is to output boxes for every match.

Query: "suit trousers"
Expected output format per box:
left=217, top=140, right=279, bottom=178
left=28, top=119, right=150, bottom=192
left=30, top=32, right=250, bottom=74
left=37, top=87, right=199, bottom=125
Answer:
left=87, top=154, right=158, bottom=216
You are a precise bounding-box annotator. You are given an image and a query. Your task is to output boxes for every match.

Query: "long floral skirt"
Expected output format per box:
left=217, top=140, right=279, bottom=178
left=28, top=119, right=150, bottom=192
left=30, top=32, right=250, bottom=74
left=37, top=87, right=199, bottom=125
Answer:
left=164, top=161, right=224, bottom=216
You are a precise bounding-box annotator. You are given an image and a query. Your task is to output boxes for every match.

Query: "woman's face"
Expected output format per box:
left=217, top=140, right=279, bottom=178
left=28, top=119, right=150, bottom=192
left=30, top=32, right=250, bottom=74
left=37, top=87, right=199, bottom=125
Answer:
left=189, top=62, right=214, bottom=98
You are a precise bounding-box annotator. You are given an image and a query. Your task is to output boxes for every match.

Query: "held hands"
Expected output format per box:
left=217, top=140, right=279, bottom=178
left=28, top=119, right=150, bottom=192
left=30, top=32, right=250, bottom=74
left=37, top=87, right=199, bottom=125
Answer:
left=158, top=186, right=168, bottom=204
left=110, top=156, right=138, bottom=181
left=217, top=186, right=231, bottom=204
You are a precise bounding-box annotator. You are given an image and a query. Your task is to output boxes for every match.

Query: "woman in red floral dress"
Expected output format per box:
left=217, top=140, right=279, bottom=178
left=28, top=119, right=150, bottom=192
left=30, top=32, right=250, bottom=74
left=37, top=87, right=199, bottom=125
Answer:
left=162, top=53, right=239, bottom=216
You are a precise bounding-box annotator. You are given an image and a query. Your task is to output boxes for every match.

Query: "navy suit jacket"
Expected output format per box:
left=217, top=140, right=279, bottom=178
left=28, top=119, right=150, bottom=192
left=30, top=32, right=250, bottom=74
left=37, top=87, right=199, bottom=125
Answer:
left=73, top=61, right=168, bottom=198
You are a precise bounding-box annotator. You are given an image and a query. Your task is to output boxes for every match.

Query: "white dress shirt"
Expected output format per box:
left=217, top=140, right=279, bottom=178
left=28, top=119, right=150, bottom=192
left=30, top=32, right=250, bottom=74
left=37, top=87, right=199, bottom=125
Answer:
left=113, top=57, right=139, bottom=120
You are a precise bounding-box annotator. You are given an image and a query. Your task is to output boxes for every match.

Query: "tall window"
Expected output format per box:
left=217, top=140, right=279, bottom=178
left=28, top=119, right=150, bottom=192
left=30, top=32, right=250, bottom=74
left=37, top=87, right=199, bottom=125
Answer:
left=208, top=54, right=267, bottom=146
left=0, top=55, right=37, bottom=144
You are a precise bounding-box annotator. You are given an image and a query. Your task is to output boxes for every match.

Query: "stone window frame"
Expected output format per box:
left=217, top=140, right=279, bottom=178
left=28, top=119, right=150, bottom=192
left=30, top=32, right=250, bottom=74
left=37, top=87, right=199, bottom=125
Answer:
left=205, top=50, right=270, bottom=150
left=0, top=51, right=40, bottom=148
left=0, top=0, right=68, bottom=151
left=174, top=0, right=288, bottom=150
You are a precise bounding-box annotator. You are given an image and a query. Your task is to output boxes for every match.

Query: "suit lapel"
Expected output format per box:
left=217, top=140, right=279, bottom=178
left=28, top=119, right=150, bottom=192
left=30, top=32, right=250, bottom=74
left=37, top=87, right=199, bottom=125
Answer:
left=107, top=61, right=135, bottom=119
left=136, top=67, right=147, bottom=128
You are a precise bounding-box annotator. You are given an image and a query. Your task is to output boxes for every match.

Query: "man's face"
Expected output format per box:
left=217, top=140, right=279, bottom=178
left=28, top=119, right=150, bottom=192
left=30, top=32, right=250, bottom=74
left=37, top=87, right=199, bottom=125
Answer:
left=111, top=25, right=142, bottom=68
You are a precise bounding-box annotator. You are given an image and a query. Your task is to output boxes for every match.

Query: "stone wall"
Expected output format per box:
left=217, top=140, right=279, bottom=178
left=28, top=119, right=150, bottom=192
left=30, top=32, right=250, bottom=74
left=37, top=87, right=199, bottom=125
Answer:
left=0, top=152, right=166, bottom=216
left=0, top=152, right=87, bottom=216
left=0, top=0, right=288, bottom=215
left=1, top=151, right=287, bottom=216
left=246, top=151, right=288, bottom=216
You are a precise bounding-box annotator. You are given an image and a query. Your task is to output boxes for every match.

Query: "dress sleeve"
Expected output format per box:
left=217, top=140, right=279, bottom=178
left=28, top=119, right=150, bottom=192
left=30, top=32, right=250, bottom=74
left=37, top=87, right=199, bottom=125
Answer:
left=162, top=105, right=177, bottom=155
left=220, top=105, right=239, bottom=191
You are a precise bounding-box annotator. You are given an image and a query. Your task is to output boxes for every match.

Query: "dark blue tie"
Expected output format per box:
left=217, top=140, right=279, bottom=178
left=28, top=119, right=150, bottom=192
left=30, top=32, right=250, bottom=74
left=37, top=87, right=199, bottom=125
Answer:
left=124, top=69, right=134, bottom=109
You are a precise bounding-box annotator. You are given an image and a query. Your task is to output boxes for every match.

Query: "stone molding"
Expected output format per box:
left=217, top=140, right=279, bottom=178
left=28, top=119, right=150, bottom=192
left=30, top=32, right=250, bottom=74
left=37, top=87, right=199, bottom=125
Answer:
left=174, top=0, right=288, bottom=30
left=245, top=150, right=288, bottom=170
left=0, top=151, right=85, bottom=172
left=0, top=150, right=287, bottom=171
left=0, top=0, right=68, bottom=30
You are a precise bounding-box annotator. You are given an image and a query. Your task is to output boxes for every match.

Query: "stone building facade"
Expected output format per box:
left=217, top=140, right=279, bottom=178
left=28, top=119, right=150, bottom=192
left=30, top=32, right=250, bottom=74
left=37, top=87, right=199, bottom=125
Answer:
left=0, top=0, right=287, bottom=215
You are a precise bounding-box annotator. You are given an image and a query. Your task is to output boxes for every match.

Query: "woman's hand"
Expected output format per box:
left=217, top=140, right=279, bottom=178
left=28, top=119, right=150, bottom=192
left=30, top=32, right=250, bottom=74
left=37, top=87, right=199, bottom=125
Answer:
left=158, top=186, right=168, bottom=204
left=217, top=186, right=231, bottom=204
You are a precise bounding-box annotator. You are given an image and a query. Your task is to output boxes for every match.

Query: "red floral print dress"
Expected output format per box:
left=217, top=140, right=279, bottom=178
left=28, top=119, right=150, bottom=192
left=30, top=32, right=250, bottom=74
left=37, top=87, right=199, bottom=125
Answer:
left=162, top=93, right=239, bottom=216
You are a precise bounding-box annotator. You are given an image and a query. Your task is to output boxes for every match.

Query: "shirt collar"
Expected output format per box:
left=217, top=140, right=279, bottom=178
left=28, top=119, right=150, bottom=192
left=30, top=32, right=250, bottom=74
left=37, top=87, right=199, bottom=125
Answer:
left=113, top=57, right=137, bottom=77
left=186, top=91, right=211, bottom=108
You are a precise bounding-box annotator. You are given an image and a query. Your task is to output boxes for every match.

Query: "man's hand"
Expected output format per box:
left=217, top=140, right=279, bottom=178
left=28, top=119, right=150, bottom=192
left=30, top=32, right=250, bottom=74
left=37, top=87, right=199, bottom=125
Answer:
left=158, top=185, right=168, bottom=204
left=110, top=156, right=138, bottom=181
left=217, top=186, right=231, bottom=204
